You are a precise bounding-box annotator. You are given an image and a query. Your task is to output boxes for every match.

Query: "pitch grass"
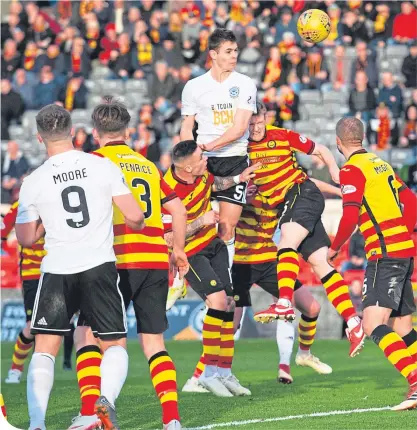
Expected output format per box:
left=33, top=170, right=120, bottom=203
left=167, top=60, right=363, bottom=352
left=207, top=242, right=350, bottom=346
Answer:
left=1, top=339, right=416, bottom=429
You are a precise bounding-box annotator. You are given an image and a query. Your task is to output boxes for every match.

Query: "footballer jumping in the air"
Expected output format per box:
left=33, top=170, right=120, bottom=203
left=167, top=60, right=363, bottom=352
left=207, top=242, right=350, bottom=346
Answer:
left=246, top=103, right=365, bottom=358
left=329, top=117, right=417, bottom=411
left=180, top=28, right=257, bottom=272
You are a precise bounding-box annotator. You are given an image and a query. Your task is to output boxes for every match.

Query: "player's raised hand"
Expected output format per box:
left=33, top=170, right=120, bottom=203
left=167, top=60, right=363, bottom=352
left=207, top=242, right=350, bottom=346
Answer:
left=170, top=249, right=190, bottom=279
left=202, top=210, right=220, bottom=226
left=240, top=162, right=262, bottom=182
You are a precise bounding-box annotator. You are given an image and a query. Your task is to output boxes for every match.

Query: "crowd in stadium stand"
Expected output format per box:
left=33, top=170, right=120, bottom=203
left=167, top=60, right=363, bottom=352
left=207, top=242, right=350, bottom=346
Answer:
left=1, top=0, right=417, bottom=205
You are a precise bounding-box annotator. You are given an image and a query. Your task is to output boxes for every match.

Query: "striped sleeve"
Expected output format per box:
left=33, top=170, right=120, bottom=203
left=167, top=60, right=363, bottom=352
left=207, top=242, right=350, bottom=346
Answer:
left=1, top=201, right=18, bottom=240
left=160, top=171, right=177, bottom=205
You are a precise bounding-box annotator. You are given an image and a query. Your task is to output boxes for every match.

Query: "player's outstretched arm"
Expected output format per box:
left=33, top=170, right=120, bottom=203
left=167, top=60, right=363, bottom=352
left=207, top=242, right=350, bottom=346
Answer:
left=311, top=143, right=340, bottom=184
left=180, top=115, right=196, bottom=141
left=201, top=109, right=253, bottom=153
left=212, top=162, right=261, bottom=192
left=310, top=178, right=342, bottom=198
left=15, top=220, right=44, bottom=248
left=113, top=194, right=145, bottom=230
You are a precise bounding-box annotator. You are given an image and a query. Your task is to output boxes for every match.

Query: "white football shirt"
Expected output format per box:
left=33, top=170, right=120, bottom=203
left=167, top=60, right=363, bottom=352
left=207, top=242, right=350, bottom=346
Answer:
left=16, top=150, right=131, bottom=274
left=181, top=71, right=257, bottom=157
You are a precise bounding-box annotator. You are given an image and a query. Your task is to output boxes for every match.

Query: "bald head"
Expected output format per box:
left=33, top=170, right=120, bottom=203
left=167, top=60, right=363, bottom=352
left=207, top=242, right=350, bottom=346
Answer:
left=336, top=117, right=364, bottom=145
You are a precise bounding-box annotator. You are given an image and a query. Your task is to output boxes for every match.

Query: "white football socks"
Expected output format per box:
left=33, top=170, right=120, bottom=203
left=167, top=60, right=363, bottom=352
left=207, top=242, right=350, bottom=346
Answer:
left=27, top=352, right=55, bottom=430
left=347, top=316, right=361, bottom=330
left=276, top=319, right=295, bottom=366
left=100, top=345, right=128, bottom=406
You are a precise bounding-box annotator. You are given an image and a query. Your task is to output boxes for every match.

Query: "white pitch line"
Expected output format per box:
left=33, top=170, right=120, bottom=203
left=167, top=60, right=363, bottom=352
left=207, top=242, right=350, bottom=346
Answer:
left=184, top=406, right=392, bottom=430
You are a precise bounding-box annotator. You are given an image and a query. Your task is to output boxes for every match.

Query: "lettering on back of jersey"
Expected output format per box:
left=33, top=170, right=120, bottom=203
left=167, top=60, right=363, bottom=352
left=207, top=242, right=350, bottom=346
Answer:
left=119, top=163, right=152, bottom=174
left=373, top=164, right=388, bottom=174
left=53, top=168, right=87, bottom=184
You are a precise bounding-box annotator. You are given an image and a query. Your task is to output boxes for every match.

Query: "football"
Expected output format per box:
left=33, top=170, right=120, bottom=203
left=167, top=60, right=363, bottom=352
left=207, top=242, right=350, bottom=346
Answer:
left=297, top=9, right=331, bottom=44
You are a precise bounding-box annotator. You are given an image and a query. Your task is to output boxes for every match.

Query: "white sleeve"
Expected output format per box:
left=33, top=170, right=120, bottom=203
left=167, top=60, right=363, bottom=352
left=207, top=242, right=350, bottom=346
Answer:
left=16, top=178, right=39, bottom=224
left=237, top=78, right=257, bottom=112
left=104, top=159, right=132, bottom=197
left=181, top=81, right=197, bottom=116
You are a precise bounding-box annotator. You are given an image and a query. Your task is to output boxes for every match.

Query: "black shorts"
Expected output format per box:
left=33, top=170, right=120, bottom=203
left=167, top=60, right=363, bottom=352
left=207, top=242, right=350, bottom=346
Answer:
left=186, top=238, right=233, bottom=301
left=118, top=268, right=168, bottom=334
left=232, top=261, right=302, bottom=307
left=23, top=279, right=39, bottom=322
left=278, top=179, right=331, bottom=260
left=362, top=258, right=416, bottom=317
left=31, top=262, right=126, bottom=340
left=207, top=156, right=249, bottom=206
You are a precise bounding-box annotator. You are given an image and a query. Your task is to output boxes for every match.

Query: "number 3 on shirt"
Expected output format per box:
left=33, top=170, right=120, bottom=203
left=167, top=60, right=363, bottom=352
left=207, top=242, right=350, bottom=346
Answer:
left=132, top=178, right=152, bottom=218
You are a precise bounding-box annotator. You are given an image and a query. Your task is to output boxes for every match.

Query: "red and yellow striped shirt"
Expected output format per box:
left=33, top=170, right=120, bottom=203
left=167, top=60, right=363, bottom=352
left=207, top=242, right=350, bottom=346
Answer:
left=339, top=150, right=415, bottom=260
left=249, top=125, right=314, bottom=207
left=1, top=202, right=46, bottom=281
left=234, top=193, right=279, bottom=264
left=163, top=168, right=217, bottom=257
left=94, top=142, right=176, bottom=270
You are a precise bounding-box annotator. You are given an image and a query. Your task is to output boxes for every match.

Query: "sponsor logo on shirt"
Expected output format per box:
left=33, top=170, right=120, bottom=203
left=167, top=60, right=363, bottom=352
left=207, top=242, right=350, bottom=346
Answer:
left=341, top=184, right=357, bottom=195
left=229, top=86, right=240, bottom=98
left=299, top=135, right=307, bottom=143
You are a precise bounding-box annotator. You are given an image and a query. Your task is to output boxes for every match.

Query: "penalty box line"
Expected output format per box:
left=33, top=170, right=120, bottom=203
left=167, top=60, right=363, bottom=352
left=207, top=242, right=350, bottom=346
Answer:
left=183, top=406, right=392, bottom=429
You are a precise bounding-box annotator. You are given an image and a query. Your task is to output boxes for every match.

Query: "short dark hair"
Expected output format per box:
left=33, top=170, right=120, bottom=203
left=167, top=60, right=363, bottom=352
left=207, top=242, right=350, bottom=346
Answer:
left=91, top=95, right=130, bottom=136
left=172, top=140, right=197, bottom=163
left=335, top=117, right=364, bottom=143
left=209, top=28, right=237, bottom=52
left=254, top=101, right=267, bottom=116
left=36, top=104, right=72, bottom=142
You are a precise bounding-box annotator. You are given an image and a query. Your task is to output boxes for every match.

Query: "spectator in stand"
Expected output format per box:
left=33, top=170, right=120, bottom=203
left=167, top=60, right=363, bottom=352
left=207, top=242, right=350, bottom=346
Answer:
left=65, top=36, right=91, bottom=78
left=36, top=44, right=66, bottom=78
left=58, top=26, right=78, bottom=54
left=402, top=43, right=417, bottom=88
left=99, top=22, right=118, bottom=65
left=168, top=12, right=183, bottom=43
left=131, top=122, right=162, bottom=164
left=21, top=41, right=42, bottom=75
left=172, top=64, right=192, bottom=106
left=308, top=157, right=332, bottom=190
left=276, top=85, right=299, bottom=127
left=12, top=69, right=37, bottom=110
left=27, top=13, right=55, bottom=50
left=1, top=39, right=21, bottom=80
left=368, top=3, right=394, bottom=47
left=392, top=1, right=417, bottom=45
left=58, top=72, right=88, bottom=111
left=348, top=70, right=377, bottom=122
left=1, top=12, right=23, bottom=49
left=302, top=47, right=329, bottom=90
left=401, top=105, right=417, bottom=148
left=285, top=45, right=305, bottom=93
left=367, top=103, right=397, bottom=150
left=124, top=7, right=141, bottom=39
left=82, top=13, right=101, bottom=60
left=1, top=79, right=25, bottom=141
left=214, top=4, right=231, bottom=30
left=34, top=65, right=60, bottom=109
left=323, top=4, right=343, bottom=46
left=132, top=32, right=154, bottom=77
left=182, top=6, right=203, bottom=45
left=350, top=41, right=378, bottom=89
left=92, top=0, right=112, bottom=28
left=323, top=45, right=350, bottom=92
left=273, top=7, right=298, bottom=44
left=341, top=229, right=366, bottom=273
left=378, top=72, right=403, bottom=119
left=108, top=33, right=132, bottom=80
left=148, top=10, right=168, bottom=45
left=73, top=127, right=98, bottom=153
left=140, top=0, right=158, bottom=25
left=261, top=46, right=285, bottom=90
left=263, top=86, right=279, bottom=125
left=156, top=33, right=185, bottom=76
left=1, top=140, right=30, bottom=203
left=149, top=60, right=175, bottom=103
left=341, top=10, right=369, bottom=46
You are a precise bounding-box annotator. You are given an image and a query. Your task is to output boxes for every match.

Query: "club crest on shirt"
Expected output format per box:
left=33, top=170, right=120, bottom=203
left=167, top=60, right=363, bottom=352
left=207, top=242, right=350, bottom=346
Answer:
left=229, top=86, right=240, bottom=98
left=267, top=140, right=276, bottom=149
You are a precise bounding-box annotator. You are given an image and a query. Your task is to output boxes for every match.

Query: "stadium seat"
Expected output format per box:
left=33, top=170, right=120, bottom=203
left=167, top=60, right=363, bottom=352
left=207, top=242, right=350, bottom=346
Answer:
left=307, top=105, right=331, bottom=120
left=97, top=79, right=125, bottom=96
left=299, top=90, right=321, bottom=105
left=8, top=125, right=27, bottom=140
left=386, top=45, right=409, bottom=59
left=239, top=48, right=261, bottom=64
left=21, top=110, right=38, bottom=129
left=125, top=79, right=148, bottom=94
left=293, top=120, right=317, bottom=135
left=322, top=91, right=343, bottom=104
left=90, top=66, right=111, bottom=79
left=87, top=94, right=105, bottom=109
left=390, top=148, right=415, bottom=168
left=71, top=109, right=90, bottom=123
left=84, top=80, right=102, bottom=95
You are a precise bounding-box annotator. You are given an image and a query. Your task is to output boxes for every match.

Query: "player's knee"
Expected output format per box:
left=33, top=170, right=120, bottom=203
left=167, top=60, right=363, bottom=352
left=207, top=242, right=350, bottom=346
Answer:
left=218, top=222, right=235, bottom=241
left=206, top=291, right=228, bottom=311
left=140, top=333, right=165, bottom=360
left=100, top=337, right=126, bottom=353
left=308, top=300, right=321, bottom=318
left=74, top=325, right=96, bottom=350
